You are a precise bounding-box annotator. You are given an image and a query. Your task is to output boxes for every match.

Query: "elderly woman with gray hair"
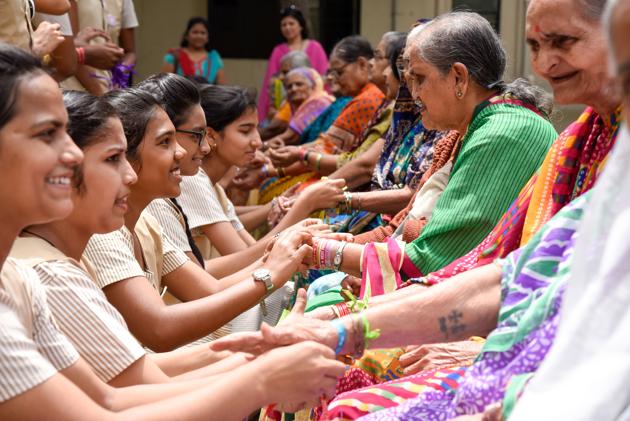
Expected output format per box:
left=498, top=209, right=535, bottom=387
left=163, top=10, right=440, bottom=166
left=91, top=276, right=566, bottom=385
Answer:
left=212, top=1, right=624, bottom=419
left=260, top=51, right=314, bottom=141
left=265, top=67, right=334, bottom=147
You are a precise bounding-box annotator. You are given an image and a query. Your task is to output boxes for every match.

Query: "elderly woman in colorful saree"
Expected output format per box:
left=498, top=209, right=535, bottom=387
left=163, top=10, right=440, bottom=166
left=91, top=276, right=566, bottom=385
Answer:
left=301, top=11, right=556, bottom=292
left=259, top=51, right=314, bottom=142
left=210, top=191, right=592, bottom=420
left=265, top=67, right=333, bottom=147
left=323, top=80, right=446, bottom=235
left=266, top=34, right=406, bottom=182
left=508, top=1, right=630, bottom=419
left=300, top=72, right=352, bottom=145
left=257, top=35, right=386, bottom=204
left=265, top=33, right=421, bottom=235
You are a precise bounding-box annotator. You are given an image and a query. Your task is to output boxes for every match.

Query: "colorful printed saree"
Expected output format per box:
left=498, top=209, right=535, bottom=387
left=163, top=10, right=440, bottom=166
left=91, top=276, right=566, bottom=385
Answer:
left=258, top=83, right=385, bottom=204
left=420, top=106, right=621, bottom=286
left=359, top=193, right=587, bottom=420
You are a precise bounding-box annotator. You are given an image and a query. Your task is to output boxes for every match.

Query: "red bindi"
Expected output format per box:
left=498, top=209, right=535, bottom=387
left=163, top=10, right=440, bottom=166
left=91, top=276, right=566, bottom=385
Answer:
left=534, top=25, right=541, bottom=33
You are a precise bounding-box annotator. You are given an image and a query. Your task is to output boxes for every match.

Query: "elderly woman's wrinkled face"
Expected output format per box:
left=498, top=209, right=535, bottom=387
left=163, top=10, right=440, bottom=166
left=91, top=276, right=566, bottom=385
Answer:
left=405, top=44, right=458, bottom=131
left=285, top=73, right=313, bottom=106
left=611, top=0, right=630, bottom=123
left=369, top=37, right=390, bottom=93
left=383, top=65, right=399, bottom=100
left=329, top=54, right=369, bottom=97
left=526, top=0, right=609, bottom=106
left=278, top=59, right=294, bottom=82
left=324, top=70, right=342, bottom=97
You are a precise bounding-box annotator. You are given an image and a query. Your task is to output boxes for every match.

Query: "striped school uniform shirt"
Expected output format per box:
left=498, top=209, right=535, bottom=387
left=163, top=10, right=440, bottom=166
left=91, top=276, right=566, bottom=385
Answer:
left=177, top=169, right=244, bottom=260
left=83, top=212, right=189, bottom=293
left=9, top=236, right=146, bottom=382
left=178, top=169, right=244, bottom=231
left=0, top=258, right=79, bottom=402
left=145, top=198, right=191, bottom=253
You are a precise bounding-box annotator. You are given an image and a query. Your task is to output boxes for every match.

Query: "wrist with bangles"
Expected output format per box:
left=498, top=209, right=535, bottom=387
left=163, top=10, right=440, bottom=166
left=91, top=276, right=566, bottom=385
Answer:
left=299, top=148, right=309, bottom=165
left=261, top=163, right=270, bottom=179
left=312, top=238, right=347, bottom=270
left=75, top=47, right=86, bottom=65
left=330, top=314, right=380, bottom=357
left=337, top=189, right=362, bottom=214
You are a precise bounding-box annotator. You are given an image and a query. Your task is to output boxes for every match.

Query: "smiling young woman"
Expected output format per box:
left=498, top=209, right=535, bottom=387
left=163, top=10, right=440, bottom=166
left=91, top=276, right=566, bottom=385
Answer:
left=76, top=86, right=313, bottom=352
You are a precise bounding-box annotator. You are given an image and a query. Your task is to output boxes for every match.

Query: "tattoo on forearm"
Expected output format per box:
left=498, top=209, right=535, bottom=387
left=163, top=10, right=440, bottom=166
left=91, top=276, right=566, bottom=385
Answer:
left=438, top=310, right=467, bottom=339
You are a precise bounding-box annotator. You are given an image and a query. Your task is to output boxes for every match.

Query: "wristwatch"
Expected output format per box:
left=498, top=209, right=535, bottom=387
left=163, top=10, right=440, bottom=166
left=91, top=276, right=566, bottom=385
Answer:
left=252, top=268, right=274, bottom=292
left=252, top=268, right=273, bottom=316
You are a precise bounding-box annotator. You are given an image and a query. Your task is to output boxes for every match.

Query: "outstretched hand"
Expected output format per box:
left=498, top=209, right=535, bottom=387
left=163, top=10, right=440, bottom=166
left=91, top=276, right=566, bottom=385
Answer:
left=210, top=289, right=337, bottom=354
left=399, top=340, right=484, bottom=375
left=257, top=341, right=345, bottom=410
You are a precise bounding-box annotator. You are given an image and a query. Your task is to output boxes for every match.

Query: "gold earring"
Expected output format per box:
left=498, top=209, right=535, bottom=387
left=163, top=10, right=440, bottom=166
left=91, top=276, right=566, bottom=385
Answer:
left=456, top=91, right=463, bottom=98
left=208, top=141, right=217, bottom=155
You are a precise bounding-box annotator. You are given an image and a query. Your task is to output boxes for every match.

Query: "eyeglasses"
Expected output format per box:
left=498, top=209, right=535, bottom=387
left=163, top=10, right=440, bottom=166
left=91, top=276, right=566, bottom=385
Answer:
left=326, top=62, right=351, bottom=79
left=176, top=128, right=207, bottom=146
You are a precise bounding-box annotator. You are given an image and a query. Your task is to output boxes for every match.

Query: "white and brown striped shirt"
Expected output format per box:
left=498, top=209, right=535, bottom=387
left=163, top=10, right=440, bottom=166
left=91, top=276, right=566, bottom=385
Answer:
left=178, top=169, right=244, bottom=232
left=83, top=213, right=189, bottom=292
left=145, top=198, right=191, bottom=253
left=0, top=258, right=79, bottom=403
left=34, top=258, right=146, bottom=382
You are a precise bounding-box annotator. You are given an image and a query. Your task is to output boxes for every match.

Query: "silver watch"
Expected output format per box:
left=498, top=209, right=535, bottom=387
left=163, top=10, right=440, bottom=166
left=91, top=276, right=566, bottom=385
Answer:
left=252, top=268, right=274, bottom=292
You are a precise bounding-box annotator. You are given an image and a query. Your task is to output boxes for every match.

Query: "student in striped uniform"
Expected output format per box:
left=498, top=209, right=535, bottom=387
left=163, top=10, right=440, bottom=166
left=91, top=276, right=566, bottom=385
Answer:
left=0, top=43, right=345, bottom=418
left=138, top=73, right=296, bottom=333
left=140, top=73, right=210, bottom=268
left=11, top=90, right=247, bottom=385
left=82, top=87, right=315, bottom=352
left=156, top=81, right=349, bottom=331
left=176, top=84, right=347, bottom=280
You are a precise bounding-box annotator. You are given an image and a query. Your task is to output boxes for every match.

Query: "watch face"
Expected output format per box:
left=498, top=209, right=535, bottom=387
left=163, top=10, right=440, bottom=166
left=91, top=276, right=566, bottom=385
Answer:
left=253, top=268, right=271, bottom=279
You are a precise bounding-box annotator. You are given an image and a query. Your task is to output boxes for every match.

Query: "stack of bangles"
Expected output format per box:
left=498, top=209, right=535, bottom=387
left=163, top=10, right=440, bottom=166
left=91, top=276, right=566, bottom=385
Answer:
left=331, top=301, right=352, bottom=318
left=262, top=163, right=285, bottom=178
left=330, top=314, right=380, bottom=357
left=76, top=47, right=86, bottom=65
left=299, top=148, right=323, bottom=172
left=338, top=190, right=362, bottom=213
left=312, top=239, right=347, bottom=270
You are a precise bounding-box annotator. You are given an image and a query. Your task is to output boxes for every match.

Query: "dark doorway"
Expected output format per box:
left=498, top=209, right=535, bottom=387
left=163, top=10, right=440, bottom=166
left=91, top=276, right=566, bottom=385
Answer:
left=207, top=0, right=361, bottom=59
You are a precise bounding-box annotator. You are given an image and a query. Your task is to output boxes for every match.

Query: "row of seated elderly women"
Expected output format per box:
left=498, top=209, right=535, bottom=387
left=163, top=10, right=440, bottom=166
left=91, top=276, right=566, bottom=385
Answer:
left=0, top=0, right=629, bottom=419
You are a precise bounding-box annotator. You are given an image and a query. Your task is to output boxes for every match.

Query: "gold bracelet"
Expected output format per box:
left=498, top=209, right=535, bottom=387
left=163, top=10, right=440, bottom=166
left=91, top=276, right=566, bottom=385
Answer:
left=277, top=167, right=285, bottom=177
left=42, top=54, right=53, bottom=66
left=315, top=153, right=323, bottom=172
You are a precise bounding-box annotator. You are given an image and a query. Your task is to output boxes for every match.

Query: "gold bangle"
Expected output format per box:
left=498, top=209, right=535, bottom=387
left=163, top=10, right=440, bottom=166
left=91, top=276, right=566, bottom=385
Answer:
left=315, top=153, right=323, bottom=172
left=277, top=167, right=285, bottom=177
left=355, top=193, right=362, bottom=210
left=42, top=54, right=53, bottom=66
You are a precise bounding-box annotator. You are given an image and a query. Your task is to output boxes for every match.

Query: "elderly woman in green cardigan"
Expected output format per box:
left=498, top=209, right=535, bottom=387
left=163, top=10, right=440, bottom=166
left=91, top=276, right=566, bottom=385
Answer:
left=306, top=12, right=557, bottom=297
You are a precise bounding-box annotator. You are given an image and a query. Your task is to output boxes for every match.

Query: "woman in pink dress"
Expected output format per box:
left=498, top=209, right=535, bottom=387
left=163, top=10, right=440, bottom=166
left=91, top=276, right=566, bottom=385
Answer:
left=258, top=5, right=329, bottom=123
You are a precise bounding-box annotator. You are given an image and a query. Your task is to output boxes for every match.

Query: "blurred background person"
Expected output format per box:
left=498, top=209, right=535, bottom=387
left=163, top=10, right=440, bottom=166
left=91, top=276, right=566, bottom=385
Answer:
left=258, top=4, right=328, bottom=124
left=162, top=16, right=225, bottom=85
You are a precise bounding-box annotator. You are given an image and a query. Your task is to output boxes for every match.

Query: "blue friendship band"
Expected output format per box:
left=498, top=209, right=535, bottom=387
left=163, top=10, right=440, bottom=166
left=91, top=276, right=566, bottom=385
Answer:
left=330, top=319, right=347, bottom=355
